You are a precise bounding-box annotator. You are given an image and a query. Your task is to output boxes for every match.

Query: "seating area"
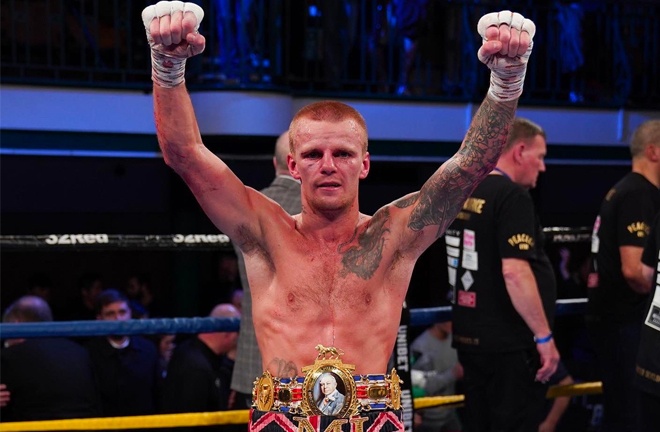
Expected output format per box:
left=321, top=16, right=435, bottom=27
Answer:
left=2, top=0, right=658, bottom=109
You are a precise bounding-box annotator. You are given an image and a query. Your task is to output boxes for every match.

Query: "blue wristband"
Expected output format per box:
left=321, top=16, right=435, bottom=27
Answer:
left=534, top=332, right=553, bottom=344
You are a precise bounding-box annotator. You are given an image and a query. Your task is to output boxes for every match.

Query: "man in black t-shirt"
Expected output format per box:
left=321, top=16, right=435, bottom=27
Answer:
left=446, top=118, right=559, bottom=432
left=160, top=303, right=241, bottom=431
left=586, top=119, right=660, bottom=432
left=638, top=213, right=660, bottom=431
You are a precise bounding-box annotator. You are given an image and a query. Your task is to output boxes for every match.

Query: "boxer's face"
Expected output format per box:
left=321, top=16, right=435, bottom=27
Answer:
left=288, top=119, right=370, bottom=213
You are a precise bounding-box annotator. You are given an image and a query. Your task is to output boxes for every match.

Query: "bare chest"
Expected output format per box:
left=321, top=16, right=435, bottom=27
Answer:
left=248, top=227, right=412, bottom=319
left=278, top=247, right=374, bottom=310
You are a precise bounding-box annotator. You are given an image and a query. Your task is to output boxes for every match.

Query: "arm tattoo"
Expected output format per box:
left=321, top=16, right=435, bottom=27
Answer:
left=338, top=209, right=390, bottom=280
left=267, top=358, right=298, bottom=378
left=459, top=98, right=513, bottom=177
left=394, top=193, right=419, bottom=209
left=409, top=160, right=467, bottom=235
left=409, top=97, right=515, bottom=235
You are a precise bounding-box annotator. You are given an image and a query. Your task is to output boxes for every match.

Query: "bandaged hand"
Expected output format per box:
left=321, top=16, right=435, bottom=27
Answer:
left=141, top=1, right=205, bottom=88
left=411, top=369, right=428, bottom=389
left=477, top=11, right=536, bottom=102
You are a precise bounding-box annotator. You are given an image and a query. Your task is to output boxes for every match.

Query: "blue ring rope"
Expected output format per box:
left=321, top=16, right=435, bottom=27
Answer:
left=0, top=300, right=586, bottom=339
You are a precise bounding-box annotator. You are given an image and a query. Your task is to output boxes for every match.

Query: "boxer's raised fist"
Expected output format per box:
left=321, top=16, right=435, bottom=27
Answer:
left=142, top=1, right=205, bottom=88
left=476, top=11, right=536, bottom=101
left=142, top=1, right=205, bottom=59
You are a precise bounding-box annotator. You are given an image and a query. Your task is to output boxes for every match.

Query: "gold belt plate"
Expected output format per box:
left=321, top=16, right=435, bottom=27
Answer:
left=253, top=344, right=402, bottom=418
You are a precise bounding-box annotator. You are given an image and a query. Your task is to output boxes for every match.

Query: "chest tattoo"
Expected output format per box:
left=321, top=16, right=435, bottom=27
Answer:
left=338, top=209, right=390, bottom=280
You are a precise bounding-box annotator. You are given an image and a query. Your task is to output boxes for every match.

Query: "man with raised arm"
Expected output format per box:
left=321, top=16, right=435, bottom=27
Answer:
left=141, top=3, right=554, bottom=430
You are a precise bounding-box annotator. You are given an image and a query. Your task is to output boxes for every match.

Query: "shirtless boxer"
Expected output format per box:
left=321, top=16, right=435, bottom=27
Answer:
left=141, top=3, right=543, bottom=430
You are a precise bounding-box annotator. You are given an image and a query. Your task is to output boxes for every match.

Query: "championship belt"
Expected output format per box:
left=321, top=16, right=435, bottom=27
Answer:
left=253, top=345, right=402, bottom=418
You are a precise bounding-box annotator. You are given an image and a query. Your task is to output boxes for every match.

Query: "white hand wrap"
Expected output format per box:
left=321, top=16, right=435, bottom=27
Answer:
left=477, top=10, right=536, bottom=102
left=411, top=370, right=427, bottom=389
left=141, top=1, right=204, bottom=88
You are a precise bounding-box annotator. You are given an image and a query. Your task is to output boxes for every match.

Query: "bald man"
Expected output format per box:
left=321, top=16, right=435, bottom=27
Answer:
left=1, top=296, right=100, bottom=420
left=587, top=119, right=660, bottom=432
left=161, top=303, right=241, bottom=420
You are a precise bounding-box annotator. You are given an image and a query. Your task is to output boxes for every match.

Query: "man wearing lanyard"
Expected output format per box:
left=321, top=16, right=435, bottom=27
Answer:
left=446, top=117, right=559, bottom=432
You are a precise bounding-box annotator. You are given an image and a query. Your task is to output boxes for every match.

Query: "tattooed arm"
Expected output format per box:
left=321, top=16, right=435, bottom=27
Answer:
left=391, top=11, right=535, bottom=252
left=408, top=97, right=516, bottom=237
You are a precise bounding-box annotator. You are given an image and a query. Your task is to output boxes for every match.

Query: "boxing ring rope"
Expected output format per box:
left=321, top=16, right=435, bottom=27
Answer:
left=0, top=301, right=586, bottom=339
left=0, top=387, right=604, bottom=431
left=0, top=411, right=248, bottom=431
left=0, top=305, right=599, bottom=431
left=0, top=225, right=591, bottom=251
left=0, top=317, right=240, bottom=339
left=0, top=229, right=598, bottom=430
left=0, top=233, right=232, bottom=251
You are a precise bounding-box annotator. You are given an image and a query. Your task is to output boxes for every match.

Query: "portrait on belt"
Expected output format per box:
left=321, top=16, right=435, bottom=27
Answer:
left=315, top=372, right=346, bottom=416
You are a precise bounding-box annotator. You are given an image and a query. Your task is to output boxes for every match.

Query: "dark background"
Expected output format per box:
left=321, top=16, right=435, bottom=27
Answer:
left=0, top=150, right=625, bottom=318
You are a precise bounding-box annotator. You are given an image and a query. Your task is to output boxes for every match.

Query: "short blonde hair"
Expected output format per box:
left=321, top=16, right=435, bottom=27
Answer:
left=289, top=101, right=368, bottom=153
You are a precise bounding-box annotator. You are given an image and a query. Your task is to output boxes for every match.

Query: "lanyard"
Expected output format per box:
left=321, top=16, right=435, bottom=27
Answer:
left=493, top=167, right=511, bottom=180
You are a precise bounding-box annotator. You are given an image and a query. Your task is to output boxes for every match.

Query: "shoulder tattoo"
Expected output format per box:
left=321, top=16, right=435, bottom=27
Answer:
left=338, top=208, right=390, bottom=280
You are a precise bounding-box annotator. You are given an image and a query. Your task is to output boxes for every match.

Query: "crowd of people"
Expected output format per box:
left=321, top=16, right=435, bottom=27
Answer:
left=1, top=2, right=658, bottom=432
left=0, top=289, right=241, bottom=427
left=195, top=0, right=652, bottom=106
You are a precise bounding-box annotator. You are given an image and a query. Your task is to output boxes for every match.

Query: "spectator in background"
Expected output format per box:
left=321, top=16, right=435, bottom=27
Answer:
left=65, top=272, right=104, bottom=321
left=25, top=272, right=69, bottom=319
left=586, top=119, right=660, bottom=432
left=230, top=288, right=243, bottom=313
left=86, top=289, right=159, bottom=416
left=160, top=303, right=241, bottom=430
left=553, top=1, right=585, bottom=103
left=392, top=0, right=429, bottom=96
left=320, top=0, right=359, bottom=89
left=638, top=213, right=660, bottom=431
left=203, top=252, right=242, bottom=310
left=25, top=272, right=53, bottom=303
left=0, top=295, right=100, bottom=420
left=556, top=246, right=590, bottom=299
left=212, top=0, right=268, bottom=83
left=148, top=333, right=176, bottom=405
left=150, top=333, right=176, bottom=390
left=125, top=272, right=151, bottom=315
left=125, top=272, right=171, bottom=318
left=156, top=334, right=177, bottom=377
left=230, top=131, right=302, bottom=409
left=217, top=252, right=240, bottom=289
left=446, top=117, right=559, bottom=431
left=369, top=0, right=430, bottom=96
left=410, top=321, right=462, bottom=432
